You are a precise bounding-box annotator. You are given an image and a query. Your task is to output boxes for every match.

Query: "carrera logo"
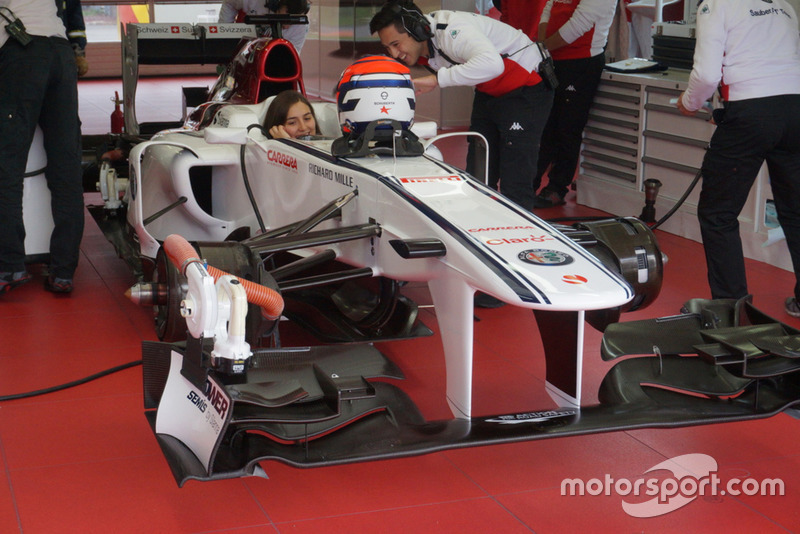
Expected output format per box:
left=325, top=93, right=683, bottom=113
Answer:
left=400, top=176, right=462, bottom=183
left=469, top=226, right=536, bottom=233
left=562, top=274, right=588, bottom=284
left=267, top=150, right=298, bottom=171
left=485, top=234, right=554, bottom=245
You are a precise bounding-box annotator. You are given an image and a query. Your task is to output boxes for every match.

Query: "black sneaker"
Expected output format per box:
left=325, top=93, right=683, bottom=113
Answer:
left=0, top=271, right=31, bottom=295
left=45, top=275, right=74, bottom=294
left=533, top=190, right=566, bottom=209
left=786, top=297, right=800, bottom=318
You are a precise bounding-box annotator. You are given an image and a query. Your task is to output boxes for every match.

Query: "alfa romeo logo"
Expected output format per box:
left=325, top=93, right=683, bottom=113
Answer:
left=518, top=249, right=573, bottom=266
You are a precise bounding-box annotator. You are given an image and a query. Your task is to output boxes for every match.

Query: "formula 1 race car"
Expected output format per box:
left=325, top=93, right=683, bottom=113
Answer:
left=91, top=48, right=800, bottom=486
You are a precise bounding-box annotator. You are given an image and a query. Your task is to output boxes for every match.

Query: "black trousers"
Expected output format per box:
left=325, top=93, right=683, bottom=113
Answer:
left=534, top=53, right=605, bottom=197
left=0, top=36, right=84, bottom=278
left=699, top=95, right=800, bottom=301
left=467, top=83, right=553, bottom=211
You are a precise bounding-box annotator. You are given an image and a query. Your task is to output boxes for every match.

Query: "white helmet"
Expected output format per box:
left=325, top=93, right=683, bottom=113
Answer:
left=336, top=55, right=416, bottom=137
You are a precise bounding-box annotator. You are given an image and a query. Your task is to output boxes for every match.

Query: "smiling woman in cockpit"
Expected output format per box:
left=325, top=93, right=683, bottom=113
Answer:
left=263, top=90, right=320, bottom=139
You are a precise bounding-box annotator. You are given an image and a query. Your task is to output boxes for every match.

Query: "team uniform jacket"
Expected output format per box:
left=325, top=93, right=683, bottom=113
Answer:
left=420, top=10, right=544, bottom=96
left=681, top=0, right=800, bottom=112
left=540, top=0, right=617, bottom=60
left=0, top=0, right=65, bottom=47
left=218, top=0, right=308, bottom=52
left=499, top=0, right=548, bottom=38
left=58, top=0, right=86, bottom=51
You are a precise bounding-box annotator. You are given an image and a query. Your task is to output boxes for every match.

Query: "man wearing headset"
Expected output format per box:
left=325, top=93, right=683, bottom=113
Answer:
left=0, top=0, right=84, bottom=294
left=677, top=0, right=800, bottom=318
left=218, top=0, right=310, bottom=53
left=370, top=0, right=554, bottom=213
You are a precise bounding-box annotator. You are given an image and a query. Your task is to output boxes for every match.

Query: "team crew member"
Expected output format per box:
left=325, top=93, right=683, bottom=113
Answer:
left=532, top=0, right=617, bottom=208
left=676, top=0, right=800, bottom=317
left=0, top=0, right=84, bottom=294
left=57, top=0, right=88, bottom=76
left=494, top=0, right=548, bottom=39
left=218, top=0, right=310, bottom=53
left=370, top=0, right=553, bottom=212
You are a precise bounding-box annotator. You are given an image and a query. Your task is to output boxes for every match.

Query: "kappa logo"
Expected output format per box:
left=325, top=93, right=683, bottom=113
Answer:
left=509, top=122, right=524, bottom=131
left=565, top=84, right=577, bottom=92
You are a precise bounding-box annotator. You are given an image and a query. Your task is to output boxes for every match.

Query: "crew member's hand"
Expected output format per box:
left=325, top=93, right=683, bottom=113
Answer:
left=413, top=75, right=438, bottom=94
left=75, top=54, right=89, bottom=77
left=676, top=92, right=696, bottom=116
left=269, top=124, right=291, bottom=139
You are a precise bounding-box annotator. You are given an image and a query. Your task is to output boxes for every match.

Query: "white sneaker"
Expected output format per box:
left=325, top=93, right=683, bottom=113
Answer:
left=785, top=297, right=800, bottom=318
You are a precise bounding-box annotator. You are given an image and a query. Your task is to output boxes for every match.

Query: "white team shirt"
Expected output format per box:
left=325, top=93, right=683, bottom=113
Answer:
left=218, top=0, right=309, bottom=53
left=0, top=0, right=66, bottom=48
left=540, top=0, right=617, bottom=59
left=424, top=10, right=543, bottom=90
left=682, top=0, right=800, bottom=111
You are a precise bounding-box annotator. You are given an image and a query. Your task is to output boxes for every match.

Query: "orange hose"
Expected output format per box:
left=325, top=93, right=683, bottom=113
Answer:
left=100, top=148, right=125, bottom=162
left=163, top=234, right=284, bottom=320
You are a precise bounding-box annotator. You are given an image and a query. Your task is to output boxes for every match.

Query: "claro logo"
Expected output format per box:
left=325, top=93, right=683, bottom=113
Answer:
left=485, top=234, right=554, bottom=245
left=267, top=150, right=298, bottom=170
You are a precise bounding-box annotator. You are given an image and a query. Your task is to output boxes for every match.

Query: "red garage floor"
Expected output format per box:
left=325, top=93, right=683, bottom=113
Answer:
left=1, top=78, right=799, bottom=533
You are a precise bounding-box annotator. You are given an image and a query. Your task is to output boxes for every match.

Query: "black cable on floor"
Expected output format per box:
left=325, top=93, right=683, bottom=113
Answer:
left=650, top=167, right=703, bottom=231
left=0, top=360, right=142, bottom=401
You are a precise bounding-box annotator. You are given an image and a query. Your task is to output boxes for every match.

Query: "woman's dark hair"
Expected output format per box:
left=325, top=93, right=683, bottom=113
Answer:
left=263, top=90, right=320, bottom=137
left=275, top=0, right=310, bottom=15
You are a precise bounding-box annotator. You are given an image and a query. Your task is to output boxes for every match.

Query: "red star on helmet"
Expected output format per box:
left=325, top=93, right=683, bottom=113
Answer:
left=380, top=106, right=391, bottom=114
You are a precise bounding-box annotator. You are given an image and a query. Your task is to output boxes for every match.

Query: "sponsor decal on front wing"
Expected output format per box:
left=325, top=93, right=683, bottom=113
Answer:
left=485, top=409, right=578, bottom=424
left=518, top=249, right=573, bottom=266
